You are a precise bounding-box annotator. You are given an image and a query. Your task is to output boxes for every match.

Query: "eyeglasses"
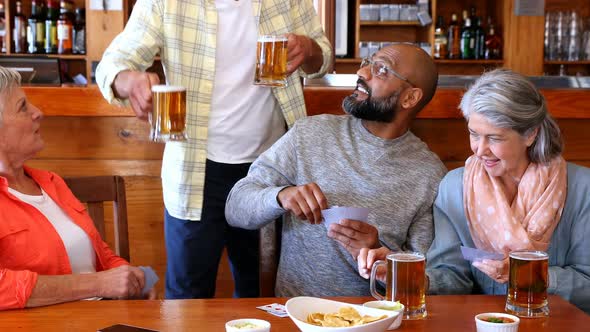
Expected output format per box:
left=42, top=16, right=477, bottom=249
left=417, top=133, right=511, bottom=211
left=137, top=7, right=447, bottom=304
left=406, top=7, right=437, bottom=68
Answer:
left=360, top=56, right=415, bottom=87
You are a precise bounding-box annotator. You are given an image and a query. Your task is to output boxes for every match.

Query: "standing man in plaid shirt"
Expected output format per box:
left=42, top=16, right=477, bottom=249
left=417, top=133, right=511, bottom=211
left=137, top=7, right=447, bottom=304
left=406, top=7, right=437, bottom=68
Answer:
left=96, top=0, right=332, bottom=299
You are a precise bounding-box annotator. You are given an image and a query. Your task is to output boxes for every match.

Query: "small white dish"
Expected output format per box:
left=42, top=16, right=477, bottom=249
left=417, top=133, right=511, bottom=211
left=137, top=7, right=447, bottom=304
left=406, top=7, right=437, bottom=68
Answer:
left=225, top=318, right=270, bottom=332
left=362, top=300, right=404, bottom=330
left=475, top=313, right=520, bottom=332
left=285, top=296, right=399, bottom=332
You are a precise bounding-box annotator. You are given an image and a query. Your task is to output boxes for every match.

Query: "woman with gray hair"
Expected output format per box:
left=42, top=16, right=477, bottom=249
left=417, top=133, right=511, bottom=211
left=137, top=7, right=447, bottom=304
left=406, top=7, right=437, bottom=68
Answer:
left=0, top=67, right=155, bottom=310
left=357, top=69, right=590, bottom=313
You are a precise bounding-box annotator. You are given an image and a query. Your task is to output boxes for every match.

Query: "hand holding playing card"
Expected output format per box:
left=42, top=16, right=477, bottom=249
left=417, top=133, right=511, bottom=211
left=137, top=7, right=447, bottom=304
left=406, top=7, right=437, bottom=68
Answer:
left=472, top=257, right=510, bottom=284
left=138, top=266, right=159, bottom=297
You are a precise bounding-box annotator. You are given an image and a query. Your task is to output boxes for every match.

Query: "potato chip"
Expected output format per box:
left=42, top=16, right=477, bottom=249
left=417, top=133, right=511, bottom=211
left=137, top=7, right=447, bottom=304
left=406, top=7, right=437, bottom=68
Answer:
left=305, top=306, right=387, bottom=327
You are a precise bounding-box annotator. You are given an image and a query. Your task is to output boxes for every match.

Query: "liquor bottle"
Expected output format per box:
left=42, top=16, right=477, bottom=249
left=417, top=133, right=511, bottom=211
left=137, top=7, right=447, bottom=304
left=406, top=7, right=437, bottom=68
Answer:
left=484, top=18, right=502, bottom=60
left=73, top=8, right=85, bottom=54
left=474, top=17, right=486, bottom=59
left=45, top=0, right=59, bottom=53
left=57, top=0, right=74, bottom=54
left=447, top=13, right=461, bottom=59
left=460, top=17, right=475, bottom=59
left=433, top=16, right=448, bottom=59
left=0, top=3, right=5, bottom=53
left=28, top=0, right=46, bottom=54
left=13, top=1, right=27, bottom=53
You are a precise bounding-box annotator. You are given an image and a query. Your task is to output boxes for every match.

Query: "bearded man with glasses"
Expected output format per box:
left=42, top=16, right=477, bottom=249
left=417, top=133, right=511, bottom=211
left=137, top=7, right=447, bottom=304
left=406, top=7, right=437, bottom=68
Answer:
left=225, top=44, right=446, bottom=297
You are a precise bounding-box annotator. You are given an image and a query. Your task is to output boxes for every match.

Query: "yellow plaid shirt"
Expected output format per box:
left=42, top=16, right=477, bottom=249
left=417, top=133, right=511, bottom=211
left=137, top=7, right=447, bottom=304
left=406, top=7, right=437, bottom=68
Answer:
left=96, top=0, right=332, bottom=220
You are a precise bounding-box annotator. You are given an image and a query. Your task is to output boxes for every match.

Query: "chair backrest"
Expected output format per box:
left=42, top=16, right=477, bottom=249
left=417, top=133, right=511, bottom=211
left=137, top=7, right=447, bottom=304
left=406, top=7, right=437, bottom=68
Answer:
left=64, top=176, right=130, bottom=262
left=259, top=218, right=282, bottom=297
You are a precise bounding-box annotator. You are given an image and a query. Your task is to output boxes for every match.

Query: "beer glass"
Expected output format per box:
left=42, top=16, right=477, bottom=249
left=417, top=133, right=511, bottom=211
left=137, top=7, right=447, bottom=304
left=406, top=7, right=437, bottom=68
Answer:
left=150, top=85, right=187, bottom=142
left=254, top=35, right=288, bottom=87
left=505, top=250, right=549, bottom=317
left=370, top=252, right=427, bottom=320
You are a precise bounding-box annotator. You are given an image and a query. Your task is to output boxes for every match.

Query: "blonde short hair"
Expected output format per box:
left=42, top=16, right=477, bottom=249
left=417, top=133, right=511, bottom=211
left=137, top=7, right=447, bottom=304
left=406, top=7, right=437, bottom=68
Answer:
left=0, top=67, right=22, bottom=125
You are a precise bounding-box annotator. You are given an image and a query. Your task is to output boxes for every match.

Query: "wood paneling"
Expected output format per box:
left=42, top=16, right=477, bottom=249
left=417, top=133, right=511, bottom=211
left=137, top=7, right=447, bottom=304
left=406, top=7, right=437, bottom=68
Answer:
left=303, top=87, right=590, bottom=119
left=38, top=117, right=163, bottom=160
left=503, top=0, right=545, bottom=75
left=25, top=87, right=133, bottom=116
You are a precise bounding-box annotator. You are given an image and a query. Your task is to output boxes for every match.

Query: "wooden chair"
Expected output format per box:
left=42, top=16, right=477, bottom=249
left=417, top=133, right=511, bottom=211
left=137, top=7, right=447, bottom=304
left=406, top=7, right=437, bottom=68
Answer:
left=259, top=218, right=283, bottom=297
left=64, top=176, right=130, bottom=262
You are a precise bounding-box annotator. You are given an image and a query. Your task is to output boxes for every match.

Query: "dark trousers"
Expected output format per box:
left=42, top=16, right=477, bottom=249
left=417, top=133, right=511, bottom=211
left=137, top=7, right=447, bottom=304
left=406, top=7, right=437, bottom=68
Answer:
left=164, top=159, right=259, bottom=299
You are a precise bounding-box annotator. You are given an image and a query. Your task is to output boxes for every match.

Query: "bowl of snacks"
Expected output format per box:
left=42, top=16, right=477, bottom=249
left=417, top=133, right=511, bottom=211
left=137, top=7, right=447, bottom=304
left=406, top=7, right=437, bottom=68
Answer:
left=225, top=318, right=271, bottom=332
left=475, top=313, right=520, bottom=332
left=285, top=296, right=400, bottom=332
left=362, top=300, right=404, bottom=330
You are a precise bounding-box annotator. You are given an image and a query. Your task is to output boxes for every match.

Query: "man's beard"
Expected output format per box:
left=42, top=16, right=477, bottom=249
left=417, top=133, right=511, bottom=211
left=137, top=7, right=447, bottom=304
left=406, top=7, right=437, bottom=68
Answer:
left=342, top=84, right=400, bottom=123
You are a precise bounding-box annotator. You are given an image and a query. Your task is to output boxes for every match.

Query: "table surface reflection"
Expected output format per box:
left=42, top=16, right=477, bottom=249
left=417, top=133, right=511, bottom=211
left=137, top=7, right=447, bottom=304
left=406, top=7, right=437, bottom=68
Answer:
left=0, top=295, right=587, bottom=331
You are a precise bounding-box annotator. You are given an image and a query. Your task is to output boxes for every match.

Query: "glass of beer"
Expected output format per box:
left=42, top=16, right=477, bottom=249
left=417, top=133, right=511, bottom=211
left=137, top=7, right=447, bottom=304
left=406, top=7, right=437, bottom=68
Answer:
left=150, top=85, right=187, bottom=142
left=254, top=35, right=288, bottom=87
left=505, top=250, right=549, bottom=317
left=370, top=252, right=427, bottom=320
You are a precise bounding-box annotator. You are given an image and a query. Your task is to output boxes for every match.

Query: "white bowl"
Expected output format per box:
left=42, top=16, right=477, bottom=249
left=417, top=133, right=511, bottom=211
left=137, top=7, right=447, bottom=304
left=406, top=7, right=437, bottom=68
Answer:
left=285, top=296, right=400, bottom=332
left=362, top=300, right=404, bottom=330
left=225, top=318, right=271, bottom=332
left=475, top=313, right=520, bottom=332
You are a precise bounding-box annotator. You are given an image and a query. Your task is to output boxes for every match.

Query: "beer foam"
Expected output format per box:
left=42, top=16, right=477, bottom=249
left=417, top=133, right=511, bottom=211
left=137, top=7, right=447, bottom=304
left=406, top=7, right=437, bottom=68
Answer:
left=509, top=250, right=548, bottom=261
left=388, top=253, right=425, bottom=262
left=151, top=85, right=186, bottom=92
left=258, top=35, right=288, bottom=42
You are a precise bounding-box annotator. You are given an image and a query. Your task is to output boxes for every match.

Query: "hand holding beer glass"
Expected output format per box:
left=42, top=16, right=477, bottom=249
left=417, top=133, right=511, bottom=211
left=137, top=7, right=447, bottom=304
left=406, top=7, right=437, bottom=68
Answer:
left=505, top=250, right=550, bottom=317
left=369, top=252, right=427, bottom=320
left=149, top=85, right=188, bottom=142
left=254, top=35, right=288, bottom=87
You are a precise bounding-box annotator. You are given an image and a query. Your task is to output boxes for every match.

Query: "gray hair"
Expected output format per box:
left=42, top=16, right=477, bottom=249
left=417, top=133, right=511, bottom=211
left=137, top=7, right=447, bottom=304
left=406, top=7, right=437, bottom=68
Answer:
left=0, top=67, right=22, bottom=125
left=459, top=68, right=562, bottom=164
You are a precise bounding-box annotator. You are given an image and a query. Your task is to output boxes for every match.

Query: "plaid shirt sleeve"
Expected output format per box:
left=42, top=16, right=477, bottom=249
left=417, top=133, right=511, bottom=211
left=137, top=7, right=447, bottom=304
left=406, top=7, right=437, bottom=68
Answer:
left=95, top=0, right=164, bottom=106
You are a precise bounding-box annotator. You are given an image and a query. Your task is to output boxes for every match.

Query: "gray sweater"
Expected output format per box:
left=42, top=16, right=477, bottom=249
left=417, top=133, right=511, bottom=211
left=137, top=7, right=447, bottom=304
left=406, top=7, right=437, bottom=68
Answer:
left=226, top=115, right=446, bottom=297
left=426, top=163, right=590, bottom=314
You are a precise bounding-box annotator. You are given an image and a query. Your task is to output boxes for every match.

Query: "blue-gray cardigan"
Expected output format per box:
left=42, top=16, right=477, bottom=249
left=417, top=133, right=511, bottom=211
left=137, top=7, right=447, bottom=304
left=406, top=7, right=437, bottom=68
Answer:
left=426, top=163, right=590, bottom=314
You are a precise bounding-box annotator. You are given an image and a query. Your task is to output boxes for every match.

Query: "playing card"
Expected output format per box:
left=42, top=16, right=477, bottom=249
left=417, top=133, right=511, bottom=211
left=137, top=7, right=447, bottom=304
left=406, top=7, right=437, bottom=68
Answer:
left=139, top=266, right=159, bottom=296
left=256, top=303, right=289, bottom=318
left=460, top=246, right=504, bottom=262
left=321, top=206, right=370, bottom=229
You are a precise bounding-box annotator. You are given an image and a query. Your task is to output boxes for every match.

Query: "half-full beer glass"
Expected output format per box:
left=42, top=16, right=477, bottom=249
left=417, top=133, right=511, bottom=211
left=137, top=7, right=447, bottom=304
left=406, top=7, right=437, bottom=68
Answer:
left=505, top=250, right=549, bottom=317
left=370, top=252, right=427, bottom=319
left=150, top=85, right=187, bottom=142
left=254, top=35, right=288, bottom=87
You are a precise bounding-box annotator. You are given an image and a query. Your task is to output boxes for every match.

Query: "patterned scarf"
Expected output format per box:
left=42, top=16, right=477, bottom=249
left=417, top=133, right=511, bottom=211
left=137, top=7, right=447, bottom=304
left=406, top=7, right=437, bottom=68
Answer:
left=463, top=155, right=567, bottom=253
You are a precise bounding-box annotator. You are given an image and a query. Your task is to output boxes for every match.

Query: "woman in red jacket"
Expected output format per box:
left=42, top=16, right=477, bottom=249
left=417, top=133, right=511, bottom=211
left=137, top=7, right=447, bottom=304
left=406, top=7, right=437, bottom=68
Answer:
left=0, top=67, right=153, bottom=310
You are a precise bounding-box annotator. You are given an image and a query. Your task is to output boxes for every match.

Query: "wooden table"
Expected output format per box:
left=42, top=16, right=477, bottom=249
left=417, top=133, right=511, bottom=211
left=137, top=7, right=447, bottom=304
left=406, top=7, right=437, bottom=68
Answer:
left=1, top=295, right=587, bottom=331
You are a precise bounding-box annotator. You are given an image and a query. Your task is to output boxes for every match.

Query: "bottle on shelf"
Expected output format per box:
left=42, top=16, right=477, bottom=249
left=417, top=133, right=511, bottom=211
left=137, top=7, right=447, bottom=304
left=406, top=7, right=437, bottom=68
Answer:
left=57, top=0, right=74, bottom=54
left=484, top=17, right=502, bottom=60
left=45, top=0, right=59, bottom=54
left=0, top=3, right=5, bottom=53
left=447, top=13, right=461, bottom=59
left=73, top=7, right=85, bottom=54
left=460, top=17, right=475, bottom=59
left=13, top=1, right=27, bottom=53
left=434, top=16, right=448, bottom=59
left=28, top=0, right=46, bottom=54
left=474, top=17, right=486, bottom=59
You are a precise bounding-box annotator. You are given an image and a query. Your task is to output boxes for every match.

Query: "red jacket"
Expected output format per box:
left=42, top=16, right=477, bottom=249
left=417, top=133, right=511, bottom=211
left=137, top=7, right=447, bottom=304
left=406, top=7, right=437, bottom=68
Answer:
left=0, top=167, right=128, bottom=310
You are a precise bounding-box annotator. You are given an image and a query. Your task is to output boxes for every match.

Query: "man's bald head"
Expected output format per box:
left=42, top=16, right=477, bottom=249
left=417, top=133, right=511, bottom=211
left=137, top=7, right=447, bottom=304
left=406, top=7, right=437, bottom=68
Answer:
left=378, top=43, right=438, bottom=113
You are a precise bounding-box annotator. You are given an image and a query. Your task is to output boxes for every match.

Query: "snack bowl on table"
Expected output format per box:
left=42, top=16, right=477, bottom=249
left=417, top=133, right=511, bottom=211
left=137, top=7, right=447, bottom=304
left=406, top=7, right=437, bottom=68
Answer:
left=362, top=300, right=404, bottom=330
left=225, top=318, right=271, bottom=332
left=285, top=296, right=399, bottom=332
left=475, top=312, right=520, bottom=332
